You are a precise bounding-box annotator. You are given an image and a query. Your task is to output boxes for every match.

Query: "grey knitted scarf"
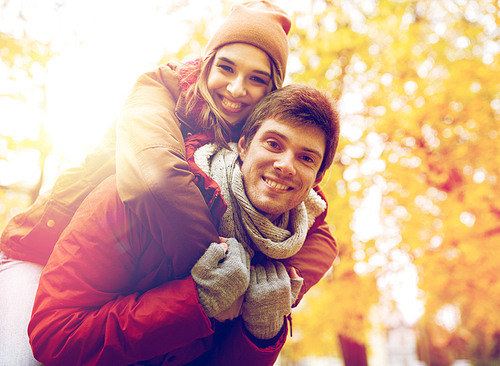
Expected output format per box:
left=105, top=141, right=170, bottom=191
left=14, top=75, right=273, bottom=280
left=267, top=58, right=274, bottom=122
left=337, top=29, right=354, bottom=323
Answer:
left=200, top=143, right=308, bottom=260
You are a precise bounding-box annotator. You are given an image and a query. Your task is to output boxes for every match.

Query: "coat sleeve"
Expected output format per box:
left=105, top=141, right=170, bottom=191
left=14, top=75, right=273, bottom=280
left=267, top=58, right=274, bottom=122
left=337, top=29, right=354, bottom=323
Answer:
left=191, top=318, right=286, bottom=366
left=282, top=189, right=338, bottom=305
left=115, top=64, right=219, bottom=279
left=28, top=177, right=214, bottom=366
left=0, top=123, right=116, bottom=265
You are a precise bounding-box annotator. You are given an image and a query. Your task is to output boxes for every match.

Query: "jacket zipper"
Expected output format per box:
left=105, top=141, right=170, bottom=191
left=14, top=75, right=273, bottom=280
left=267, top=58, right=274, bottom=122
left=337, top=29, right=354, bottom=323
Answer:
left=175, top=111, right=194, bottom=136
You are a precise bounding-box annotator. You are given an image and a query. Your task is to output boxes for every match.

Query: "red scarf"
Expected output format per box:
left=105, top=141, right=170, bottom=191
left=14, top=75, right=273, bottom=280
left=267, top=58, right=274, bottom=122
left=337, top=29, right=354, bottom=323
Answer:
left=178, top=58, right=205, bottom=127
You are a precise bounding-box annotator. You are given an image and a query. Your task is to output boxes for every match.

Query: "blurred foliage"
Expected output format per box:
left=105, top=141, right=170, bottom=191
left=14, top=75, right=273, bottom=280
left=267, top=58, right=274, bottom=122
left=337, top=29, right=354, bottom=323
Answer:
left=1, top=0, right=500, bottom=364
left=0, top=0, right=192, bottom=230
left=0, top=30, right=53, bottom=230
left=278, top=0, right=500, bottom=363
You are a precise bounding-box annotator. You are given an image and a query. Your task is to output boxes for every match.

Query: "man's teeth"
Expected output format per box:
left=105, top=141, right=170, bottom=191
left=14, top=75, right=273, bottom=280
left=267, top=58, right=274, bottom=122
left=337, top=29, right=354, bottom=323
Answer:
left=222, top=97, right=243, bottom=110
left=265, top=179, right=289, bottom=191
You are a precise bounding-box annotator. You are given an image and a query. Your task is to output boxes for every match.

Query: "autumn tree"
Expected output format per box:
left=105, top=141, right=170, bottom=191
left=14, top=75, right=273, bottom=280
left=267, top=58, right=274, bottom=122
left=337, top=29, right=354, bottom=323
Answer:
left=279, top=0, right=500, bottom=364
left=364, top=0, right=500, bottom=362
left=0, top=29, right=52, bottom=230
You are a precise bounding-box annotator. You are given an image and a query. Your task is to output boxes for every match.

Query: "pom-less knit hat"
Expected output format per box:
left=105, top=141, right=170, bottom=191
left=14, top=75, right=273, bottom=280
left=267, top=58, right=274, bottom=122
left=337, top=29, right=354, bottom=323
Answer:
left=203, top=1, right=291, bottom=80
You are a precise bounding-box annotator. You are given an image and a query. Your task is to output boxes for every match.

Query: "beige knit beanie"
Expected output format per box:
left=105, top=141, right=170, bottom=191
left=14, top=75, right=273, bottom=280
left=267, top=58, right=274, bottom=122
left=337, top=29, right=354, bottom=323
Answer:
left=203, top=1, right=291, bottom=80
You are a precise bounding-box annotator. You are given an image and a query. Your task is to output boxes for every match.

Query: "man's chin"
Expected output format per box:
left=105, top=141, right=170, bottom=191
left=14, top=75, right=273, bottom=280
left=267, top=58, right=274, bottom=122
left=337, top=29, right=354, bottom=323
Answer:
left=254, top=204, right=285, bottom=222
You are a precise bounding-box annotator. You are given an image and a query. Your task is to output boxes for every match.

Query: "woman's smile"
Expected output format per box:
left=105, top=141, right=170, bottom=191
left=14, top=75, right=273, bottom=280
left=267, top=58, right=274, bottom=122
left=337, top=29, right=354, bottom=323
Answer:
left=207, top=43, right=272, bottom=126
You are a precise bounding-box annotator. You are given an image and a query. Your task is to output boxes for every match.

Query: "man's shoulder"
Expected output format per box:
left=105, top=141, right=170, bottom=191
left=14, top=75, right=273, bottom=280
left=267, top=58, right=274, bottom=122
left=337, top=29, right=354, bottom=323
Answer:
left=76, top=175, right=128, bottom=220
left=304, top=188, right=328, bottom=230
left=88, top=174, right=120, bottom=200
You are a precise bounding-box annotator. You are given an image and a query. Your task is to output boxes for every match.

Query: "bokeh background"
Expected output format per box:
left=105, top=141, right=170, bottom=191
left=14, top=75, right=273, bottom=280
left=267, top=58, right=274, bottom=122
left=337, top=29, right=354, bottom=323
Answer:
left=1, top=0, right=499, bottom=365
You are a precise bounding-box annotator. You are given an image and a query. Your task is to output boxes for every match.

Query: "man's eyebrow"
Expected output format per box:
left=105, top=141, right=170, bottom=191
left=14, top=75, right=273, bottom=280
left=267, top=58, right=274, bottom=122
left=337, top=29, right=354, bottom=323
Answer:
left=217, top=57, right=271, bottom=78
left=266, top=129, right=324, bottom=158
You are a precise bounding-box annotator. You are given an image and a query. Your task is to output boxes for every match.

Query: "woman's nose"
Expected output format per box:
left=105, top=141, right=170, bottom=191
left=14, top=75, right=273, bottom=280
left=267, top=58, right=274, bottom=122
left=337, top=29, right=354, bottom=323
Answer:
left=227, top=76, right=246, bottom=97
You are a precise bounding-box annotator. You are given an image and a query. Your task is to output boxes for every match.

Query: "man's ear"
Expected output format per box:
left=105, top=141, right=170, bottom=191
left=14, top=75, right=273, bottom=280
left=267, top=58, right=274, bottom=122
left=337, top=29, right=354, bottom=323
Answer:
left=313, top=171, right=325, bottom=188
left=238, top=136, right=247, bottom=162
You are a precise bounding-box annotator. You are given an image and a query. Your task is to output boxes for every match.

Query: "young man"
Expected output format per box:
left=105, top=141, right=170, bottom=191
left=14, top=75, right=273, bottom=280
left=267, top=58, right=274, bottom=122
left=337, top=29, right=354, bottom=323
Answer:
left=28, top=84, right=340, bottom=366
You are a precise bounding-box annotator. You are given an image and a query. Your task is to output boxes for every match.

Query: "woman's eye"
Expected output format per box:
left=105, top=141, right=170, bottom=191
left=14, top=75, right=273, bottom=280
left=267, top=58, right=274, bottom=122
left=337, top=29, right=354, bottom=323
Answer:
left=251, top=76, right=267, bottom=85
left=218, top=64, right=233, bottom=73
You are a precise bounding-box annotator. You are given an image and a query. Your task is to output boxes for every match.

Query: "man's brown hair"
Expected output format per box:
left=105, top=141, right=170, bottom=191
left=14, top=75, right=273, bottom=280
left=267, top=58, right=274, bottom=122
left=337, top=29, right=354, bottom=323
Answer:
left=240, top=83, right=340, bottom=179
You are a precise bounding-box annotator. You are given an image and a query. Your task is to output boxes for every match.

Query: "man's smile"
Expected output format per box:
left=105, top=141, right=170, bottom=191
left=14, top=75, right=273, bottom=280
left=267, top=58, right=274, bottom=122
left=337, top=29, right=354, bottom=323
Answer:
left=264, top=177, right=292, bottom=191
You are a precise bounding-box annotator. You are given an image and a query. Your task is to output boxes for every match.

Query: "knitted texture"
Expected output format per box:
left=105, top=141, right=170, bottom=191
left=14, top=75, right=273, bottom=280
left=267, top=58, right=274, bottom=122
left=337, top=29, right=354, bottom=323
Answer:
left=191, top=239, right=250, bottom=318
left=194, top=142, right=327, bottom=233
left=206, top=144, right=308, bottom=259
left=242, top=261, right=303, bottom=339
left=203, top=1, right=291, bottom=80
left=179, top=58, right=201, bottom=94
left=176, top=58, right=205, bottom=127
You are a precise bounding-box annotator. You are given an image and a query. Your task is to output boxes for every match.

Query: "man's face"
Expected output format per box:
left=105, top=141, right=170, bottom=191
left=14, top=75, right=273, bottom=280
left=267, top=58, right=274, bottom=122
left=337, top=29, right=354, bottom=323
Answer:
left=238, top=118, right=326, bottom=222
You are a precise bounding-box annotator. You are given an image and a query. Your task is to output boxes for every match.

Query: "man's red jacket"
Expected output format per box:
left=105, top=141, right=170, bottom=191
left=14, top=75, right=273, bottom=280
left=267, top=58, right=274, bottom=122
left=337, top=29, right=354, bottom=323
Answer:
left=28, top=133, right=337, bottom=365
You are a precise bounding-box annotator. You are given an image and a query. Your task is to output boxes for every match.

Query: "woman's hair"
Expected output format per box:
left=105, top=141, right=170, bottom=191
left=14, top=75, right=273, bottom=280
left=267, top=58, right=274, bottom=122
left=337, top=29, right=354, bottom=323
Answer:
left=184, top=48, right=283, bottom=149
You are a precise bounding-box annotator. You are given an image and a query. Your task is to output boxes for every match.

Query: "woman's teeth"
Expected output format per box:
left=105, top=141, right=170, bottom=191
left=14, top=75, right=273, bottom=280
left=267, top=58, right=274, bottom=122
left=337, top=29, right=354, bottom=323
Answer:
left=222, top=97, right=243, bottom=110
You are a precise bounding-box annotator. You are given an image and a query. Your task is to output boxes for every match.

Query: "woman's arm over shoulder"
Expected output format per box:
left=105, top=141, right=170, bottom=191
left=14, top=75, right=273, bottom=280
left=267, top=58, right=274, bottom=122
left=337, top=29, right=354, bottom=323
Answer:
left=115, top=64, right=219, bottom=278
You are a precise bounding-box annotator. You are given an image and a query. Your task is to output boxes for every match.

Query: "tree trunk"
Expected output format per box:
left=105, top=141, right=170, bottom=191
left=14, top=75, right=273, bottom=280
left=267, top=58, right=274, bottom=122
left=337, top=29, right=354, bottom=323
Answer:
left=338, top=334, right=368, bottom=366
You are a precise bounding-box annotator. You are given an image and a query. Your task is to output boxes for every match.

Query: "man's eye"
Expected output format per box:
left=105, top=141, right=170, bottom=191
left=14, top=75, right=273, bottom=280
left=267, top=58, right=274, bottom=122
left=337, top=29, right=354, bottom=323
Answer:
left=301, top=156, right=314, bottom=163
left=267, top=140, right=279, bottom=149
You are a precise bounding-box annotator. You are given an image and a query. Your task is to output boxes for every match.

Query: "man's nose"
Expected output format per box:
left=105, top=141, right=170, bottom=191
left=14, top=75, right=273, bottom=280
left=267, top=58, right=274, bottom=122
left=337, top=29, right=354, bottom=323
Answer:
left=227, top=76, right=246, bottom=97
left=274, top=153, right=296, bottom=176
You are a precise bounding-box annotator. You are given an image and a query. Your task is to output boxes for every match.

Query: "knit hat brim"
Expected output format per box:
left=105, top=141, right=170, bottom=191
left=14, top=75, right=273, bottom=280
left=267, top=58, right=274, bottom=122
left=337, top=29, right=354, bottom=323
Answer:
left=203, top=1, right=291, bottom=80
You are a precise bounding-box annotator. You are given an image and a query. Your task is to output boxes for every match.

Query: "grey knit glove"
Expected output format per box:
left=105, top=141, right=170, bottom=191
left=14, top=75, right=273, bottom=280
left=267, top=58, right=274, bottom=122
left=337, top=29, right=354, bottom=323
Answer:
left=242, top=261, right=304, bottom=340
left=191, top=238, right=250, bottom=318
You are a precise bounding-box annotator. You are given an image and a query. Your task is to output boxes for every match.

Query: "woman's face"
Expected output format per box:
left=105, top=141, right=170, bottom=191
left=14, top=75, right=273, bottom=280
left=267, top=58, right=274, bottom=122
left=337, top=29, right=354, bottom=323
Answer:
left=207, top=43, right=273, bottom=126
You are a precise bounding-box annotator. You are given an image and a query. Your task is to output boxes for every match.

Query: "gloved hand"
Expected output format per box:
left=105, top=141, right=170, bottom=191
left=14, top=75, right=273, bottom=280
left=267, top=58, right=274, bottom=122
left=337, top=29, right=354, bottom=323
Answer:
left=191, top=238, right=250, bottom=318
left=242, top=260, right=303, bottom=340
